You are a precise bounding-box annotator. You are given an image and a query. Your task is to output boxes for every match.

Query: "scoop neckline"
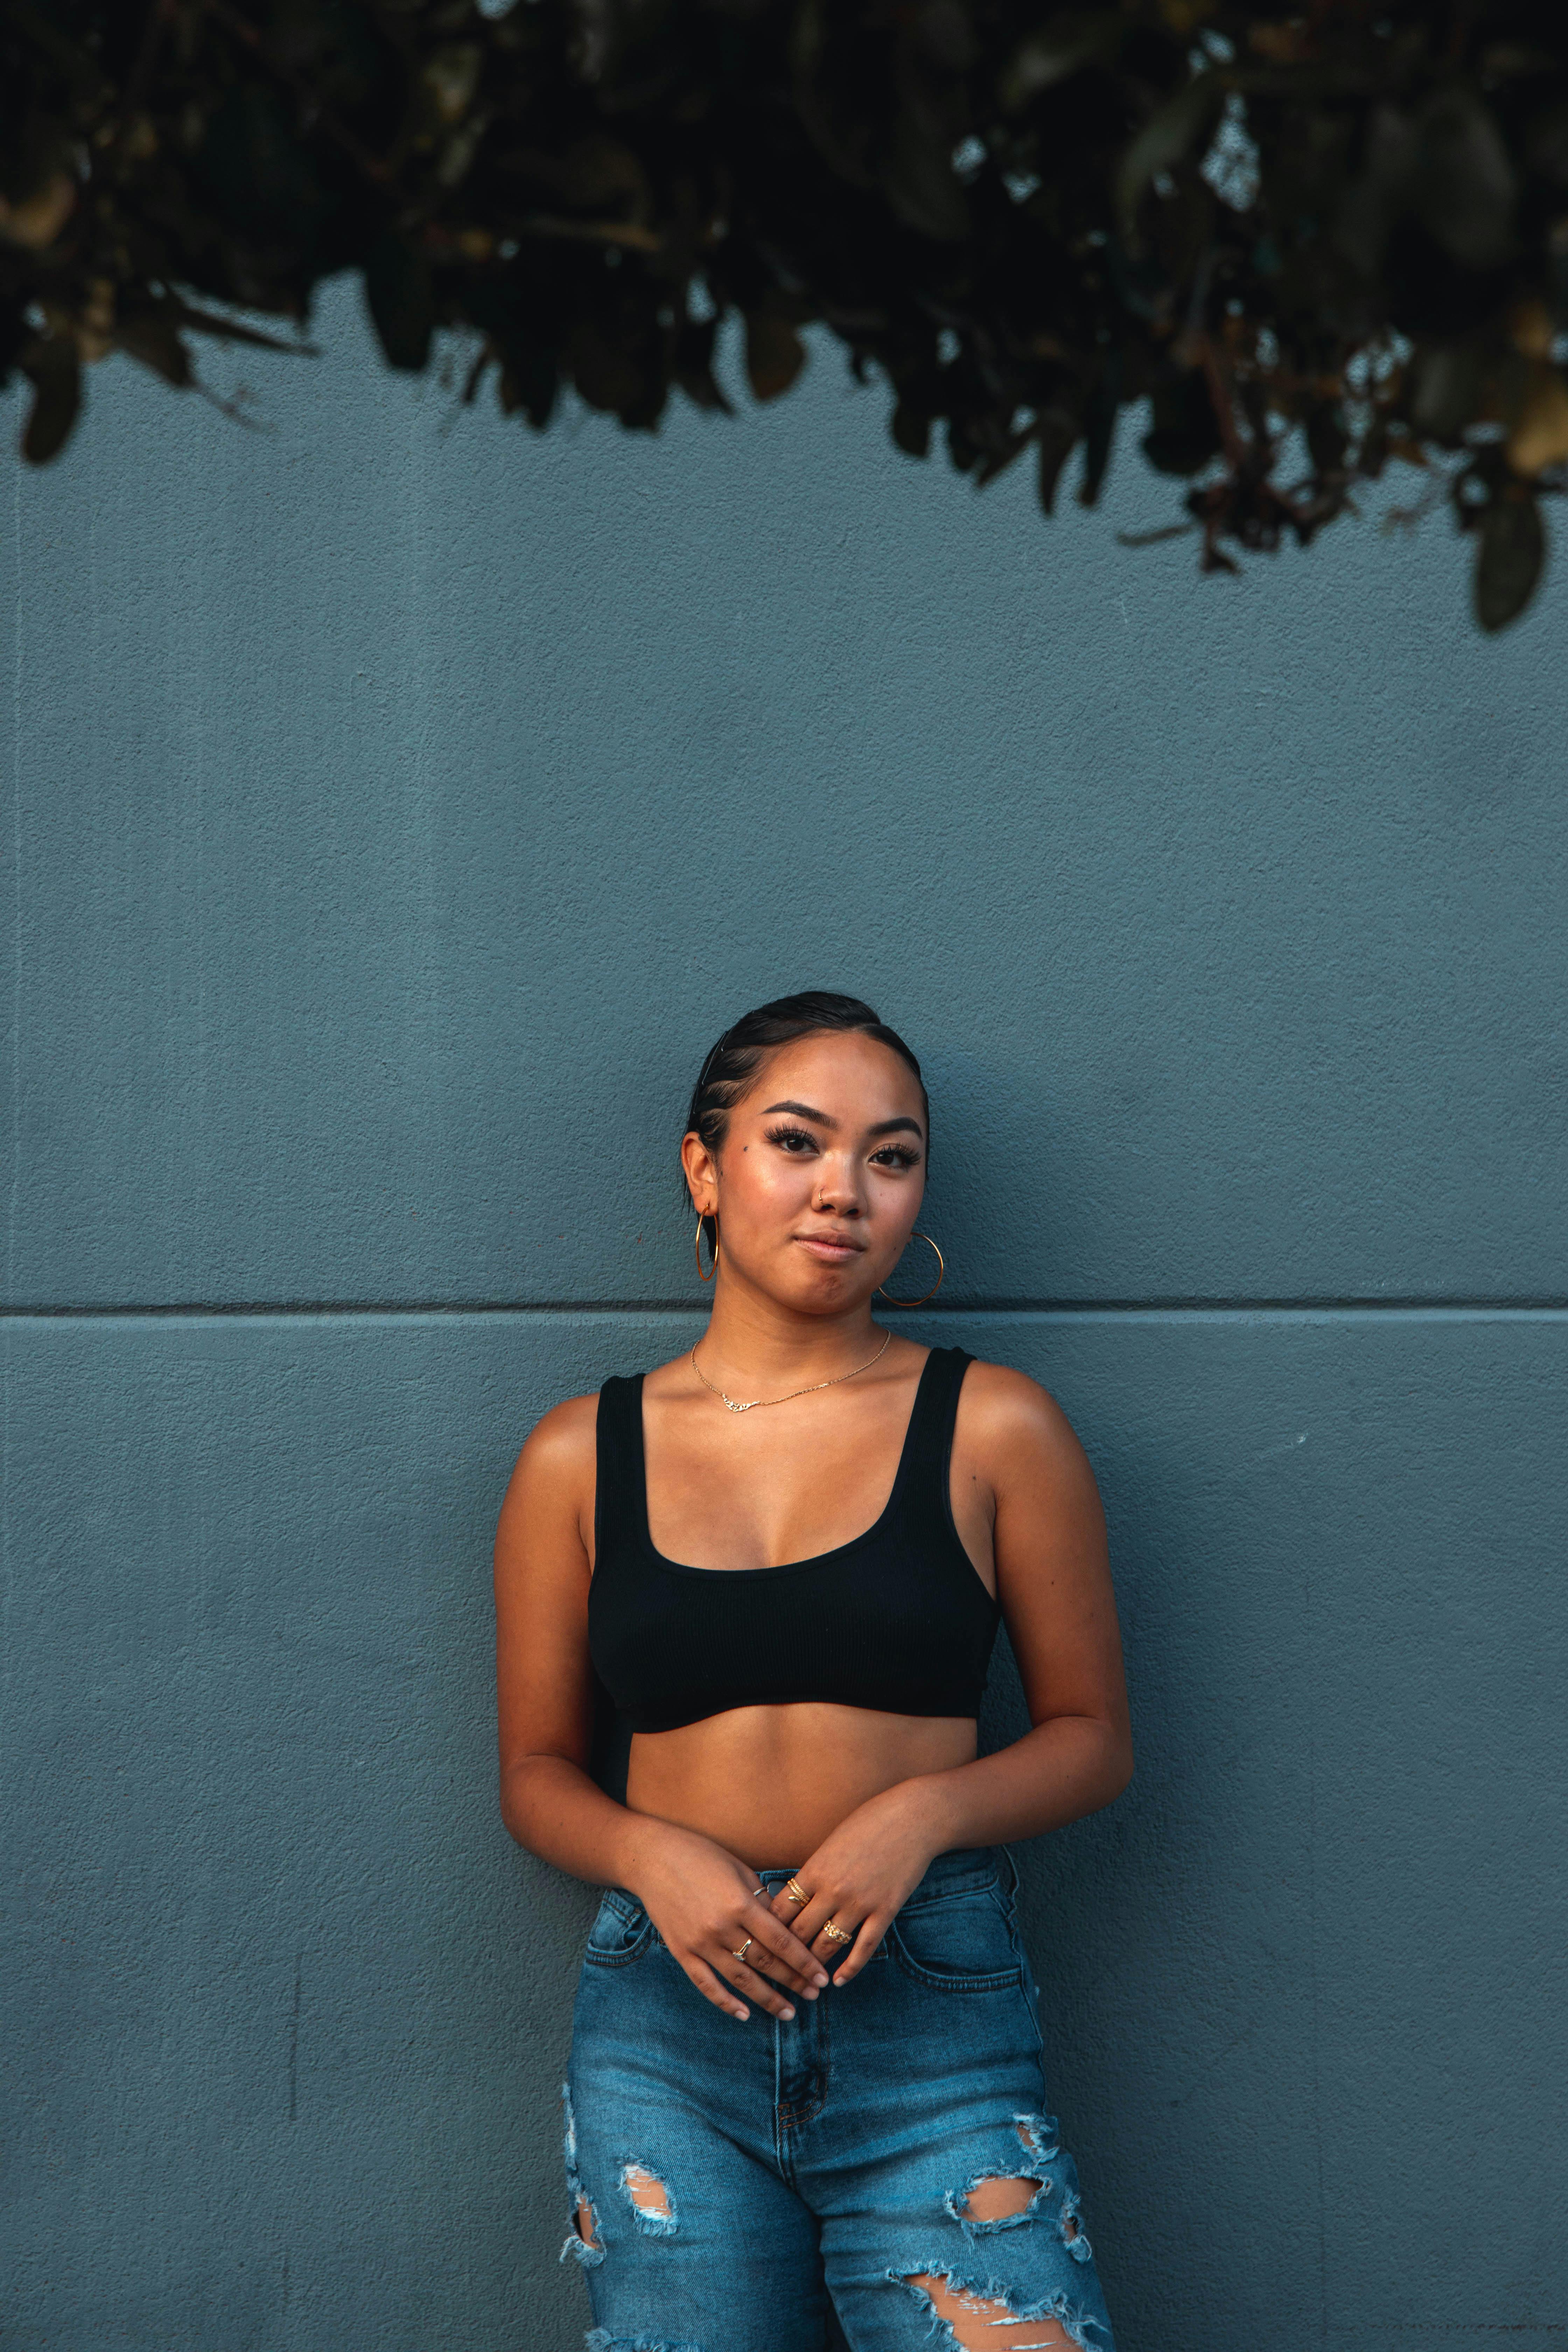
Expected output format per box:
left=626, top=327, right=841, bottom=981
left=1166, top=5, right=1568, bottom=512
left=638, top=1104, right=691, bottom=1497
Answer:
left=633, top=1346, right=938, bottom=1579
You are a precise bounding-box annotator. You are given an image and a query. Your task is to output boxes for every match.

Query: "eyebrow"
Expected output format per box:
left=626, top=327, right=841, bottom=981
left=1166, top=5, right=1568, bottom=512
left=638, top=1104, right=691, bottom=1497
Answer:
left=762, top=1099, right=837, bottom=1126
left=761, top=1100, right=925, bottom=1142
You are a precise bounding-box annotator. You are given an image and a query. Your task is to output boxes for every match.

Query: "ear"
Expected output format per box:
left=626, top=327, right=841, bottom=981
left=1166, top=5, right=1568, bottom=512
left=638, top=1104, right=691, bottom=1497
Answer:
left=681, top=1129, right=718, bottom=1216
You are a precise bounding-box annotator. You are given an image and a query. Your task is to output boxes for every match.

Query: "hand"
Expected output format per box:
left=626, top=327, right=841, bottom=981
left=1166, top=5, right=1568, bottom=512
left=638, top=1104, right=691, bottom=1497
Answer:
left=628, top=1822, right=830, bottom=2023
left=770, top=1783, right=941, bottom=1986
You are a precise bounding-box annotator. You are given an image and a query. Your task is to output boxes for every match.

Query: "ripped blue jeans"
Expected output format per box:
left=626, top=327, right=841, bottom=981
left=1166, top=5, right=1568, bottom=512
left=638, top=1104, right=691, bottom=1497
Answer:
left=562, top=1847, right=1118, bottom=2352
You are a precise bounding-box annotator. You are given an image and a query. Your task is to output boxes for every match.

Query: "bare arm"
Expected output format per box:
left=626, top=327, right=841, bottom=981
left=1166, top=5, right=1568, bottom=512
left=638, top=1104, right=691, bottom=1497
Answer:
left=493, top=1398, right=826, bottom=2019
left=772, top=1363, right=1133, bottom=1978
left=909, top=1360, right=1133, bottom=1845
left=493, top=1394, right=638, bottom=1882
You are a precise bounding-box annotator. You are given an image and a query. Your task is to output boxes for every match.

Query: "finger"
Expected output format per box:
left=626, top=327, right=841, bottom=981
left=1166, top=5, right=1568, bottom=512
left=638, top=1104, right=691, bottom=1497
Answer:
left=744, top=1900, right=829, bottom=1987
left=802, top=1897, right=859, bottom=1952
left=720, top=1955, right=796, bottom=2020
left=746, top=1944, right=822, bottom=1996
left=720, top=1916, right=820, bottom=1998
left=783, top=1888, right=839, bottom=1948
left=749, top=1890, right=818, bottom=1959
left=812, top=1912, right=865, bottom=1970
left=827, top=1910, right=887, bottom=1986
left=685, top=1955, right=750, bottom=2022
left=770, top=1881, right=812, bottom=1930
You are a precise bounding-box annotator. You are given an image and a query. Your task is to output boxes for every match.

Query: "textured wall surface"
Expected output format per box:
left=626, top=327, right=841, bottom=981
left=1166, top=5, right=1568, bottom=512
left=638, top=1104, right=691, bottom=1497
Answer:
left=4, top=292, right=1566, bottom=2352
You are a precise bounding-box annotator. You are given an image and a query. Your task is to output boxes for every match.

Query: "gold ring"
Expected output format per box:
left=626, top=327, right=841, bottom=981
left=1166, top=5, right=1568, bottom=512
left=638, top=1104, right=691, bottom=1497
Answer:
left=821, top=1920, right=852, bottom=1945
left=732, top=1937, right=754, bottom=1963
left=784, top=1878, right=810, bottom=1906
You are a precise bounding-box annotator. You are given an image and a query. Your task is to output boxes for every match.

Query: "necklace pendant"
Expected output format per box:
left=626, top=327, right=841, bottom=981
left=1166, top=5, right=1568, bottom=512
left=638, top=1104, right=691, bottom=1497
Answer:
left=724, top=1397, right=752, bottom=1413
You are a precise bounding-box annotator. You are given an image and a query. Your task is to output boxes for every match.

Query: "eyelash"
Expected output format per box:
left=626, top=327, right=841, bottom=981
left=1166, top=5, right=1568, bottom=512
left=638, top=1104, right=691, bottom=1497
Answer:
left=764, top=1123, right=921, bottom=1171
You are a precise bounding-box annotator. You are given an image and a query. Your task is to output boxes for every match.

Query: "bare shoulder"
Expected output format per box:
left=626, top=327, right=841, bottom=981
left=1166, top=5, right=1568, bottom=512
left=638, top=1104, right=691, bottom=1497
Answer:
left=964, top=1354, right=1086, bottom=1439
left=956, top=1357, right=1095, bottom=1484
left=499, top=1390, right=598, bottom=1517
left=523, top=1388, right=600, bottom=1458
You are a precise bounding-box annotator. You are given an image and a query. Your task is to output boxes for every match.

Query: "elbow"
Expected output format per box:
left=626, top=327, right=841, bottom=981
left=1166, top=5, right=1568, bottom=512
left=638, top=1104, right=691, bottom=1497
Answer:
left=1093, top=1722, right=1134, bottom=1811
left=498, top=1756, right=541, bottom=1851
left=498, top=1779, right=527, bottom=1850
left=499, top=1746, right=581, bottom=1856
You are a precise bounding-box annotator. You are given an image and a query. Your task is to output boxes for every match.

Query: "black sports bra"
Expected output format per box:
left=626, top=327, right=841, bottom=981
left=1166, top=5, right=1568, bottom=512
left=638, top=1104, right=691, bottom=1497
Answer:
left=588, top=1346, right=1001, bottom=1734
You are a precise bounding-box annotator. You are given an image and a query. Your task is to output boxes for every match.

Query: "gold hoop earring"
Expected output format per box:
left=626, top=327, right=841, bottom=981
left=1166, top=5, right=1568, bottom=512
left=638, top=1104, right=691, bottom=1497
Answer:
left=877, top=1231, right=944, bottom=1308
left=694, top=1216, right=719, bottom=1283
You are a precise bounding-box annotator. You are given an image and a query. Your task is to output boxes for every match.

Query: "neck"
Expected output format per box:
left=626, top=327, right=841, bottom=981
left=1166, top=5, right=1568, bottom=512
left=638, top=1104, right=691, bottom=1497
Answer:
left=697, top=1274, right=882, bottom=1382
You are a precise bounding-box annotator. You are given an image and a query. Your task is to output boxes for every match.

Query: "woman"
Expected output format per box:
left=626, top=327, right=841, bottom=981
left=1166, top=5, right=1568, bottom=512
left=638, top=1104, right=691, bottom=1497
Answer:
left=494, top=992, right=1133, bottom=2352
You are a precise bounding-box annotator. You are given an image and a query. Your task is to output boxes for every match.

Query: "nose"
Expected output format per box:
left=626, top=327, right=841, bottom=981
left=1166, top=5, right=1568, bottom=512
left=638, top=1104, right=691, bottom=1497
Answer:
left=812, top=1153, right=864, bottom=1215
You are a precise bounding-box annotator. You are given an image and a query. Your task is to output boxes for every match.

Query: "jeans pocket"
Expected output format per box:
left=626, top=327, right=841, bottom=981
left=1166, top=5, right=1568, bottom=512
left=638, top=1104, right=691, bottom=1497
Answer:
left=583, top=1890, right=654, bottom=1967
left=888, top=1886, right=1024, bottom=1992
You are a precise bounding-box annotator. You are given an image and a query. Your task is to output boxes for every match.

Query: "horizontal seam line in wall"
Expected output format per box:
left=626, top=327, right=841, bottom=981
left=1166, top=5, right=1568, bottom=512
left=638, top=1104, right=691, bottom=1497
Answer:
left=3, top=1298, right=1568, bottom=1321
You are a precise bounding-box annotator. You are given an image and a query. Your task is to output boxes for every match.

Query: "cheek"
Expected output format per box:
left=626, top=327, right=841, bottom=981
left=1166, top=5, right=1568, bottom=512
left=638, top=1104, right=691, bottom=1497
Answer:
left=726, top=1152, right=811, bottom=1219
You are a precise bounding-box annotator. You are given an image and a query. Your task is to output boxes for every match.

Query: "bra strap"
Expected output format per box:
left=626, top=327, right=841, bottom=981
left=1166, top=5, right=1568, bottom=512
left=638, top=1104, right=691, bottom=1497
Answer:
left=896, top=1346, right=973, bottom=1530
left=594, top=1374, right=646, bottom=1563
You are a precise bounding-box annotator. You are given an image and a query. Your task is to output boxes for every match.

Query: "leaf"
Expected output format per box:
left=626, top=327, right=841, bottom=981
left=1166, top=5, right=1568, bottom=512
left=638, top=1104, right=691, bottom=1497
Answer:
left=1304, top=404, right=1349, bottom=477
left=1410, top=91, right=1516, bottom=272
left=1412, top=342, right=1484, bottom=442
left=1142, top=365, right=1223, bottom=476
left=1116, top=72, right=1225, bottom=239
left=674, top=317, right=732, bottom=415
left=496, top=340, right=557, bottom=431
left=1348, top=93, right=1517, bottom=280
left=891, top=399, right=931, bottom=458
left=881, top=84, right=970, bottom=242
left=1078, top=381, right=1119, bottom=506
left=1036, top=407, right=1079, bottom=513
left=1000, top=14, right=1120, bottom=111
left=564, top=319, right=636, bottom=413
left=424, top=44, right=481, bottom=127
left=1505, top=363, right=1568, bottom=476
left=521, top=138, right=650, bottom=217
left=745, top=309, right=806, bottom=402
left=115, top=316, right=194, bottom=389
left=912, top=1, right=975, bottom=72
left=0, top=170, right=76, bottom=250
left=363, top=235, right=434, bottom=373
left=1118, top=520, right=1199, bottom=546
left=22, top=338, right=80, bottom=464
left=168, top=304, right=315, bottom=356
left=1474, top=493, right=1544, bottom=631
left=973, top=429, right=1030, bottom=488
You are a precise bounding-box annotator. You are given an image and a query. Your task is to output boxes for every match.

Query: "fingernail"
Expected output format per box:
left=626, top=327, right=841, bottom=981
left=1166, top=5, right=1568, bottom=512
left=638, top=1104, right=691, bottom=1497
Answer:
left=802, top=1986, right=819, bottom=1999
left=734, top=2006, right=749, bottom=2021
left=813, top=1973, right=829, bottom=1987
left=780, top=2005, right=796, bottom=2021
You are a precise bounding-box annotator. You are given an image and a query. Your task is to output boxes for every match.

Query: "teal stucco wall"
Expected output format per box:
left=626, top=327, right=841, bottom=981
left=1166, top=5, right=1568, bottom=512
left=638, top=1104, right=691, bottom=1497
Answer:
left=4, top=292, right=1566, bottom=2352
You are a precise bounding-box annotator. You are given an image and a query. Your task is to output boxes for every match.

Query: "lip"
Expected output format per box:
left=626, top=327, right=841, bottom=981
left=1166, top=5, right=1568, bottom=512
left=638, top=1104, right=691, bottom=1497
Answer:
left=793, top=1232, right=865, bottom=1261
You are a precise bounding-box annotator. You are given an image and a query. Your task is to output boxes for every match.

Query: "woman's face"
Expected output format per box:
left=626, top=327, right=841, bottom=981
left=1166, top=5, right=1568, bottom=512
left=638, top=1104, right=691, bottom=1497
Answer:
left=683, top=1029, right=928, bottom=1315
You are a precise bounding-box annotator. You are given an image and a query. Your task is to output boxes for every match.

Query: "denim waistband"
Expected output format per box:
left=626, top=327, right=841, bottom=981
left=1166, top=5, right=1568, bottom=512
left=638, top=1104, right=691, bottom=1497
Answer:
left=753, top=1843, right=1016, bottom=1910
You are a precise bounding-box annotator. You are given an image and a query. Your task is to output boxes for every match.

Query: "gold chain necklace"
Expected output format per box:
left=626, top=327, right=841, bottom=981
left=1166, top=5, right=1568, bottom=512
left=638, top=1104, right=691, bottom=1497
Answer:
left=690, top=1328, right=892, bottom=1414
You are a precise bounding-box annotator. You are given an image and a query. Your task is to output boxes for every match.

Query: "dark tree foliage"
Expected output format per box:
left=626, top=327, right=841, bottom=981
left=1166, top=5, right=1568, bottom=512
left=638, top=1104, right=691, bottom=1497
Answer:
left=5, top=1, right=1568, bottom=626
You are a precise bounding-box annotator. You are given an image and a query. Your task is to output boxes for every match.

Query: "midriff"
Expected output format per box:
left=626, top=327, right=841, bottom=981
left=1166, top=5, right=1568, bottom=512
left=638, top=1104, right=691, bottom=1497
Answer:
left=626, top=1701, right=978, bottom=1868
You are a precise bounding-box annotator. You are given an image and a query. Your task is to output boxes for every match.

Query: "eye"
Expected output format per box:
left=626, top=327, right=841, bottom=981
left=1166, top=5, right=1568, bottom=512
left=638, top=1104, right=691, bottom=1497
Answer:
left=871, top=1143, right=921, bottom=1170
left=765, top=1123, right=819, bottom=1154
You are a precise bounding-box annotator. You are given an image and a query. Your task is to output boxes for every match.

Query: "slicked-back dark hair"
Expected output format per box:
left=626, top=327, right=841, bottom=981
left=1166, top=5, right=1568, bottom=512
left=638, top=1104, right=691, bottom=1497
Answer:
left=683, top=992, right=927, bottom=1245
